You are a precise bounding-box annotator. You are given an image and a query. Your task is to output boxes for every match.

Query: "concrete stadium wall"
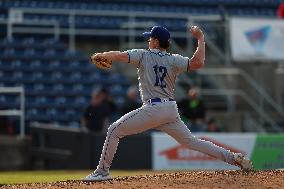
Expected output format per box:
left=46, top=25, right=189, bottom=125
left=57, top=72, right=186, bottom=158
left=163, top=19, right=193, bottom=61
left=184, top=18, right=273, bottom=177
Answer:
left=29, top=125, right=152, bottom=170
left=0, top=136, right=31, bottom=170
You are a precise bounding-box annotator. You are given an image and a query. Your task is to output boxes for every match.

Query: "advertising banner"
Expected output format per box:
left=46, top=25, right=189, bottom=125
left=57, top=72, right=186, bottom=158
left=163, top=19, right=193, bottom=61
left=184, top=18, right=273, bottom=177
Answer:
left=152, top=133, right=256, bottom=170
left=230, top=18, right=284, bottom=61
left=252, top=135, right=284, bottom=170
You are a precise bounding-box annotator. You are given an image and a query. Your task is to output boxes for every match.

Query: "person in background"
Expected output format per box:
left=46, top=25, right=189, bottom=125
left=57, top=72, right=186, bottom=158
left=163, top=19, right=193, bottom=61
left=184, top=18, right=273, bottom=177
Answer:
left=0, top=116, right=12, bottom=135
left=206, top=117, right=221, bottom=132
left=81, top=87, right=116, bottom=134
left=178, top=87, right=207, bottom=132
left=0, top=104, right=14, bottom=135
left=121, top=85, right=141, bottom=115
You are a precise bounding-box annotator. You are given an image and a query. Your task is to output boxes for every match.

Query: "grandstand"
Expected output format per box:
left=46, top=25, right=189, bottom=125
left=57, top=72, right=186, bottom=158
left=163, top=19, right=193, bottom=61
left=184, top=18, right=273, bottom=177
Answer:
left=0, top=37, right=129, bottom=128
left=0, top=0, right=284, bottom=136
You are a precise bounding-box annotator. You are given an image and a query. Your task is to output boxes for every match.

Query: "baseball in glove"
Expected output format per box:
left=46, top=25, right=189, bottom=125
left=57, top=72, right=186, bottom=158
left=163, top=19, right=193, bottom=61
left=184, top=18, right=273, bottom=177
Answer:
left=90, top=54, right=112, bottom=70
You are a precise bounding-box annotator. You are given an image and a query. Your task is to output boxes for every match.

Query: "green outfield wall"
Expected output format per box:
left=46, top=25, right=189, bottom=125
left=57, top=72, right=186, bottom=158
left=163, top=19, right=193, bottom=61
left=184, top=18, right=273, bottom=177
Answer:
left=252, top=135, right=284, bottom=170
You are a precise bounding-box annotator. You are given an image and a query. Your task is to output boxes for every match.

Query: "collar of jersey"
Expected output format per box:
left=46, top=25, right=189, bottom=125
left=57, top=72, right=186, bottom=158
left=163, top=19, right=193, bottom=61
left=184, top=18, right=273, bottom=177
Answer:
left=148, top=49, right=171, bottom=57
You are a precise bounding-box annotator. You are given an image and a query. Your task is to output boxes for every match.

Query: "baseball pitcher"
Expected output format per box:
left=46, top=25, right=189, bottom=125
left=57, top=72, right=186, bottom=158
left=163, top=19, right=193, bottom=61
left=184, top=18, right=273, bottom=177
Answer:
left=84, top=26, right=253, bottom=181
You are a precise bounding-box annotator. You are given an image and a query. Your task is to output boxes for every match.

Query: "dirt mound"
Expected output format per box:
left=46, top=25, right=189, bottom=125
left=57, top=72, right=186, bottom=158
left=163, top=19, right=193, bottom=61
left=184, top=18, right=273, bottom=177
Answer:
left=1, top=170, right=284, bottom=189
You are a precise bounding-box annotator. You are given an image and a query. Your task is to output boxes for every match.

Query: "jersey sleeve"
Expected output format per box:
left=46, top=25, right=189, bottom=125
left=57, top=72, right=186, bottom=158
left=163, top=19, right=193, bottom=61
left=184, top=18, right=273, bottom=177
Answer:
left=125, top=49, right=145, bottom=67
left=173, top=54, right=190, bottom=74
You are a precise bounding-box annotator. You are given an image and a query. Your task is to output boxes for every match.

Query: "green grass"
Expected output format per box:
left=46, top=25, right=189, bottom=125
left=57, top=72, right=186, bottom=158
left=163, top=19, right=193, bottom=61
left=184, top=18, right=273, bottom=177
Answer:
left=0, top=170, right=156, bottom=185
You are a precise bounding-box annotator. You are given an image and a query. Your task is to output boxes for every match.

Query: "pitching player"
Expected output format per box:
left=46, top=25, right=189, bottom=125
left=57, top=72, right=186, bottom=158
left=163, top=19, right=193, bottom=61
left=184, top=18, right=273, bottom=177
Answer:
left=84, top=26, right=253, bottom=181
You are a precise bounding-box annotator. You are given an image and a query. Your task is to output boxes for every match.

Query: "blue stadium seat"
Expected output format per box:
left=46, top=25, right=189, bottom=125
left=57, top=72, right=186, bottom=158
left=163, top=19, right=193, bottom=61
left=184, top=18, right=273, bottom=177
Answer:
left=46, top=108, right=57, bottom=118
left=0, top=38, right=18, bottom=46
left=71, top=84, right=84, bottom=93
left=3, top=48, right=15, bottom=56
left=48, top=60, right=61, bottom=69
left=43, top=38, right=57, bottom=45
left=51, top=71, right=63, bottom=81
left=11, top=60, right=24, bottom=69
left=64, top=109, right=77, bottom=119
left=0, top=60, right=4, bottom=67
left=12, top=71, right=24, bottom=81
left=33, top=84, right=46, bottom=94
left=44, top=49, right=56, bottom=57
left=55, top=96, right=67, bottom=106
left=110, top=85, right=125, bottom=96
left=74, top=96, right=88, bottom=106
left=22, top=37, right=36, bottom=45
left=25, top=95, right=35, bottom=107
left=0, top=95, right=18, bottom=107
left=31, top=71, right=45, bottom=81
left=107, top=73, right=127, bottom=85
left=24, top=48, right=36, bottom=56
left=34, top=96, right=47, bottom=106
left=114, top=96, right=125, bottom=107
left=0, top=60, right=11, bottom=70
left=26, top=108, right=39, bottom=119
left=52, top=83, right=65, bottom=93
left=68, top=60, right=81, bottom=69
left=69, top=71, right=82, bottom=81
left=0, top=95, right=7, bottom=105
left=29, top=60, right=42, bottom=70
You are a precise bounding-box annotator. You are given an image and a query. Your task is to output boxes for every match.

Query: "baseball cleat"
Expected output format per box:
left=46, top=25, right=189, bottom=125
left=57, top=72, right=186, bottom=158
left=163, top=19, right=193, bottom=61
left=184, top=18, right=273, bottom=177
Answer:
left=82, top=171, right=112, bottom=181
left=233, top=153, right=253, bottom=171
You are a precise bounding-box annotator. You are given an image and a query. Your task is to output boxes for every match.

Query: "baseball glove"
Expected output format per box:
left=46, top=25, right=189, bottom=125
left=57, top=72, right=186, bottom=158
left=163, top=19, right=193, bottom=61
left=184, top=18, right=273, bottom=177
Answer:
left=90, top=55, right=112, bottom=70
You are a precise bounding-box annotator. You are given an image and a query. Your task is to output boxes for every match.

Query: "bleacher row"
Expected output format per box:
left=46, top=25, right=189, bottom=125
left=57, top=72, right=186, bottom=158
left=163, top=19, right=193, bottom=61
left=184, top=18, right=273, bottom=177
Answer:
left=0, top=0, right=280, bottom=33
left=0, top=0, right=281, bottom=10
left=0, top=37, right=130, bottom=127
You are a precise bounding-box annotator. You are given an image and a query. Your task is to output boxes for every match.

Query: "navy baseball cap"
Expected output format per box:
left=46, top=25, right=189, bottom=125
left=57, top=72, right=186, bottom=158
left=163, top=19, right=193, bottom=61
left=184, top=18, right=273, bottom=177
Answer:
left=143, top=26, right=170, bottom=42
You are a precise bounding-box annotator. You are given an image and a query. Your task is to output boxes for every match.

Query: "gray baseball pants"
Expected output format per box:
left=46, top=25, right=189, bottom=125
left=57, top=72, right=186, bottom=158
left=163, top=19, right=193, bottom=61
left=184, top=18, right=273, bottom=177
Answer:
left=97, top=101, right=235, bottom=172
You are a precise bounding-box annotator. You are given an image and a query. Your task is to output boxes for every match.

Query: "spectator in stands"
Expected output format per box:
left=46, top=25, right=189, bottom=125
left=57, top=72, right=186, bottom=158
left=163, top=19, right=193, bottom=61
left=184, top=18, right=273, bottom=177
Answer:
left=81, top=87, right=116, bottom=134
left=0, top=116, right=14, bottom=135
left=206, top=117, right=221, bottom=132
left=177, top=87, right=207, bottom=132
left=277, top=3, right=284, bottom=18
left=121, top=85, right=141, bottom=115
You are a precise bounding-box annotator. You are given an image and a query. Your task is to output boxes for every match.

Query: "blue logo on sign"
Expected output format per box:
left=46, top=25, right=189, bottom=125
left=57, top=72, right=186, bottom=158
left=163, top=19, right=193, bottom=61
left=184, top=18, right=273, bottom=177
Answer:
left=245, top=26, right=271, bottom=52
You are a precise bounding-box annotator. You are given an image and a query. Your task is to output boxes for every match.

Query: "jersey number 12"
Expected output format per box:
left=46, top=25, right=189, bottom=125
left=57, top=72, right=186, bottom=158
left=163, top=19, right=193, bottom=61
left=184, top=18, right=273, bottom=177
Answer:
left=153, top=65, right=167, bottom=88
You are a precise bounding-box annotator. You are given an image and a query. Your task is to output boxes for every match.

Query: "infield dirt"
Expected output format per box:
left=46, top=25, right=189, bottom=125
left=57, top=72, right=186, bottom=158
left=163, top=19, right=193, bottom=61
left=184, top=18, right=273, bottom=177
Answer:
left=1, top=170, right=283, bottom=189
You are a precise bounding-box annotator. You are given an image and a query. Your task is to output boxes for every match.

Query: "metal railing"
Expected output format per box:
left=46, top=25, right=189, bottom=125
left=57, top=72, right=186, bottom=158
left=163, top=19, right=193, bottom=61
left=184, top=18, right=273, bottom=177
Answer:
left=200, top=89, right=282, bottom=132
left=197, top=68, right=284, bottom=117
left=4, top=8, right=221, bottom=51
left=178, top=68, right=284, bottom=132
left=0, top=86, right=25, bottom=137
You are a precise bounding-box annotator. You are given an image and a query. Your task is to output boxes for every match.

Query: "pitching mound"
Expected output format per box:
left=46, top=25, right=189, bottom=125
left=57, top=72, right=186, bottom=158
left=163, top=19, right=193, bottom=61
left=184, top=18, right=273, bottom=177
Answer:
left=1, top=170, right=284, bottom=189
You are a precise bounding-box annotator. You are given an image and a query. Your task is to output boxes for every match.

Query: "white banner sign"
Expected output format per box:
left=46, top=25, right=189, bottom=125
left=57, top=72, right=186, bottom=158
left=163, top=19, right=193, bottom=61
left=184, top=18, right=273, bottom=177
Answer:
left=152, top=132, right=256, bottom=170
left=230, top=18, right=284, bottom=61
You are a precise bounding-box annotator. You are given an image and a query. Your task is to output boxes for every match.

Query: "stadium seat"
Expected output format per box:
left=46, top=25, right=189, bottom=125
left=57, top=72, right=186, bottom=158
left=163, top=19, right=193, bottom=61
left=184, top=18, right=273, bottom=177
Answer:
left=52, top=84, right=65, bottom=93
left=11, top=60, right=24, bottom=69
left=33, top=84, right=45, bottom=93
left=3, top=48, right=15, bottom=56
left=74, top=96, right=88, bottom=106
left=26, top=108, right=39, bottom=119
